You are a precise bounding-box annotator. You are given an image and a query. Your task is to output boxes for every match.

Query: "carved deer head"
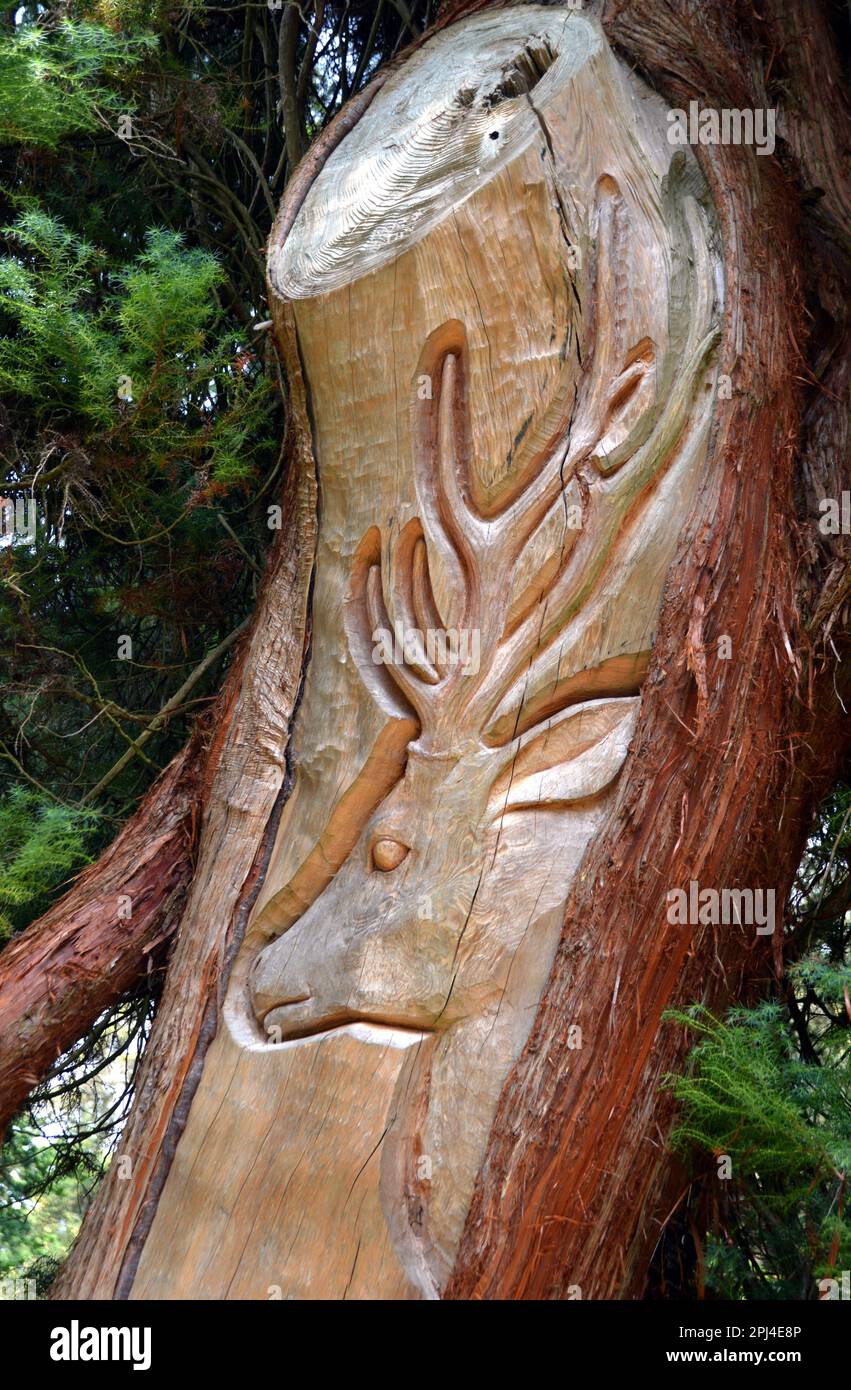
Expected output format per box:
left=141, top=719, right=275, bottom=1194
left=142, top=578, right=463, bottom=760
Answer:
left=250, top=176, right=717, bottom=1046
left=247, top=170, right=719, bottom=1293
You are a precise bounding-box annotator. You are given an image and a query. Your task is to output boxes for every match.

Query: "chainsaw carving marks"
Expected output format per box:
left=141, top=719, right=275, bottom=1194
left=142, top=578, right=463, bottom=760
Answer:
left=132, top=6, right=725, bottom=1302
left=247, top=170, right=719, bottom=1293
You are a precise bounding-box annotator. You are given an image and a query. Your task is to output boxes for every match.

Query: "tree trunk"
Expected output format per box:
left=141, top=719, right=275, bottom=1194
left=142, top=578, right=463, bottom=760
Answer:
left=0, top=741, right=197, bottom=1144
left=0, top=0, right=844, bottom=1302
left=446, top=0, right=851, bottom=1300
left=48, top=316, right=318, bottom=1298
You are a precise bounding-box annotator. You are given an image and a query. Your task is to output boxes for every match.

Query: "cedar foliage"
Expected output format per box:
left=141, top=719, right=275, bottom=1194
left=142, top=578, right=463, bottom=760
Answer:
left=661, top=786, right=851, bottom=1299
left=0, top=0, right=434, bottom=1278
left=0, top=787, right=96, bottom=939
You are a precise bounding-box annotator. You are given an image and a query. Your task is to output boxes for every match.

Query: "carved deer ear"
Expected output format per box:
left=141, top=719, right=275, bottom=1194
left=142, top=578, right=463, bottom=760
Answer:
left=486, top=696, right=638, bottom=819
left=573, top=179, right=665, bottom=478
left=591, top=337, right=658, bottom=474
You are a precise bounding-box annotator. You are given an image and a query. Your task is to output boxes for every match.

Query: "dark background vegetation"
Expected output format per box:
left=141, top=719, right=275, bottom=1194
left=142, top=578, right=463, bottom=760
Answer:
left=0, top=0, right=847, bottom=1300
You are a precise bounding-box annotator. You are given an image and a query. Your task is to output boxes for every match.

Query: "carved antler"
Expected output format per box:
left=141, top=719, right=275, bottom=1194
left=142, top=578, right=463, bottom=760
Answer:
left=345, top=176, right=720, bottom=754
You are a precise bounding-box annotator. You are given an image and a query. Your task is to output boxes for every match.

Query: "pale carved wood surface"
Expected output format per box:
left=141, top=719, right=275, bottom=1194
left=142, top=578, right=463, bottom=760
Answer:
left=130, top=6, right=722, bottom=1300
left=130, top=1025, right=422, bottom=1300
left=53, top=314, right=319, bottom=1300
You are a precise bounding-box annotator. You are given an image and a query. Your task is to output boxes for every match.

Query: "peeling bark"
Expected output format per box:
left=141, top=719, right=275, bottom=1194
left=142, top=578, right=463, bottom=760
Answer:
left=49, top=309, right=318, bottom=1299
left=443, top=0, right=851, bottom=1301
left=0, top=742, right=199, bottom=1143
left=1, top=0, right=844, bottom=1303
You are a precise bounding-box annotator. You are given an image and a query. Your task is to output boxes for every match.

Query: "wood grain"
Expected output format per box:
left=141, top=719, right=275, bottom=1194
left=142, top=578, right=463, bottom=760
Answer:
left=131, top=7, right=722, bottom=1299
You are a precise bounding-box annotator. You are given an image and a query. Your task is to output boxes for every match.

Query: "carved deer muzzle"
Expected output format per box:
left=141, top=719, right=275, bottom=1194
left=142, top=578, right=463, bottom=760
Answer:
left=250, top=696, right=638, bottom=1040
left=249, top=174, right=719, bottom=1045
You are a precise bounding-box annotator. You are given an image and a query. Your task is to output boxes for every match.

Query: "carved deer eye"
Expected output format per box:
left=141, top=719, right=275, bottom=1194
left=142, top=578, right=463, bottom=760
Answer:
left=372, top=838, right=409, bottom=873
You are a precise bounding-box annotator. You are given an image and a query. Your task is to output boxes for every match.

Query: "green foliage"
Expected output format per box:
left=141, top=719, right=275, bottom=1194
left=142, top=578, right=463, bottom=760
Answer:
left=0, top=211, right=273, bottom=479
left=0, top=1126, right=90, bottom=1280
left=666, top=1000, right=850, bottom=1297
left=0, top=787, right=97, bottom=939
left=668, top=1003, right=842, bottom=1185
left=0, top=0, right=440, bottom=1281
left=0, top=17, right=154, bottom=149
left=664, top=783, right=851, bottom=1300
left=791, top=953, right=851, bottom=1011
left=0, top=203, right=277, bottom=825
left=0, top=993, right=152, bottom=1286
left=0, top=209, right=123, bottom=425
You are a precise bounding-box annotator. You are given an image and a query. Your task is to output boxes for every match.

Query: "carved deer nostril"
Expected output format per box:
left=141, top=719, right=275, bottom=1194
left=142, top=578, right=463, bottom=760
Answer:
left=372, top=839, right=409, bottom=872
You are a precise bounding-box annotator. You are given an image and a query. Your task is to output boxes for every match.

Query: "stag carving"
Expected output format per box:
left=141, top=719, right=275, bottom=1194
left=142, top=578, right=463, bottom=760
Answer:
left=129, top=6, right=724, bottom=1301
left=248, top=172, right=718, bottom=1288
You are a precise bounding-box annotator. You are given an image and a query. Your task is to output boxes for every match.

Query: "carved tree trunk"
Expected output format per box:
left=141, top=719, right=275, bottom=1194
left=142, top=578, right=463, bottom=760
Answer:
left=2, top=0, right=845, bottom=1301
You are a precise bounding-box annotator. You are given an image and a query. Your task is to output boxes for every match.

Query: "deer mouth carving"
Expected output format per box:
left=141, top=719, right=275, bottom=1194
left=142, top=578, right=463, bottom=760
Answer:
left=249, top=174, right=720, bottom=1050
left=250, top=693, right=641, bottom=1043
left=250, top=693, right=643, bottom=1042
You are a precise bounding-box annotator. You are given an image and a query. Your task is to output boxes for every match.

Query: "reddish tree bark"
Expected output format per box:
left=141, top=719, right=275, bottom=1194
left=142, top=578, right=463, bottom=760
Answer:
left=50, top=310, right=317, bottom=1299
left=0, top=742, right=200, bottom=1143
left=0, top=0, right=846, bottom=1304
left=444, top=0, right=851, bottom=1300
